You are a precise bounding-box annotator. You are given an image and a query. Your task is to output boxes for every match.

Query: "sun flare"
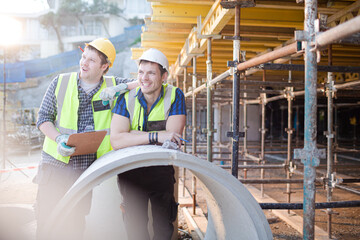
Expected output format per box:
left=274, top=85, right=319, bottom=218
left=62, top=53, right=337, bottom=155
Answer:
left=0, top=15, right=22, bottom=46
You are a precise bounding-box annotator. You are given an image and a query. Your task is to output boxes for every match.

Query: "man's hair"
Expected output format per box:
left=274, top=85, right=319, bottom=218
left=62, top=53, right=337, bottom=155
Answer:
left=85, top=45, right=110, bottom=74
left=139, top=60, right=167, bottom=76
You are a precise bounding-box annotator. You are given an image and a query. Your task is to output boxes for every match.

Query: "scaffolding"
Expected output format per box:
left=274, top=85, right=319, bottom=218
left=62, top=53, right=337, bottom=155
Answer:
left=132, top=0, right=360, bottom=239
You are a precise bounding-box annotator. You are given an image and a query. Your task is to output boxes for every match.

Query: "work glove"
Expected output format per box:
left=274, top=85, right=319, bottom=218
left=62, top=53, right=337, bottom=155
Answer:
left=100, top=83, right=128, bottom=106
left=162, top=140, right=179, bottom=150
left=55, top=134, right=76, bottom=157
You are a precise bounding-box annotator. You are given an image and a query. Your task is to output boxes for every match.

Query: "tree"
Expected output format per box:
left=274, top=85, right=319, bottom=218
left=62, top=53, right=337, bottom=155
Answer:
left=88, top=0, right=125, bottom=37
left=40, top=11, right=65, bottom=53
left=57, top=0, right=90, bottom=35
left=40, top=0, right=124, bottom=53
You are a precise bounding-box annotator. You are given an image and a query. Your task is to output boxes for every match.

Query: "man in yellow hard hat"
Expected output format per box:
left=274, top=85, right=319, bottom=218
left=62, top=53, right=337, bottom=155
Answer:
left=34, top=38, right=137, bottom=240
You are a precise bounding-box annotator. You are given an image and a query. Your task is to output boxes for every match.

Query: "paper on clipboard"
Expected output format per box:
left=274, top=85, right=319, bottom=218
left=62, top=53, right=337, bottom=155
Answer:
left=66, top=130, right=107, bottom=156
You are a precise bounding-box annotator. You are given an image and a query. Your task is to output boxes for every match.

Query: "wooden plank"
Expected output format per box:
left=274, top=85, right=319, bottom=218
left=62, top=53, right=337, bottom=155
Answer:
left=327, top=0, right=360, bottom=25
left=246, top=185, right=330, bottom=240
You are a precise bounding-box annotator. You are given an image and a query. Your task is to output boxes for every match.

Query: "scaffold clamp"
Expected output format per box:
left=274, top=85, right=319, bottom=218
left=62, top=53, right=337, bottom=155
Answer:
left=293, top=147, right=326, bottom=167
left=227, top=131, right=245, bottom=141
left=227, top=60, right=239, bottom=67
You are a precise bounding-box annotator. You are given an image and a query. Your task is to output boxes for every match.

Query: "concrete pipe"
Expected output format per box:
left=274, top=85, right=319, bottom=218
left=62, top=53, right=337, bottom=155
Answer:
left=43, top=145, right=273, bottom=240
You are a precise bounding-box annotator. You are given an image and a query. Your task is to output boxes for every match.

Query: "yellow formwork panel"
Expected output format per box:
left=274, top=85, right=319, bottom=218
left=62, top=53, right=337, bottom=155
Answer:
left=151, top=3, right=211, bottom=22
left=173, top=0, right=234, bottom=76
left=229, top=19, right=303, bottom=29
left=145, top=22, right=193, bottom=34
left=131, top=48, right=145, bottom=60
left=151, top=15, right=204, bottom=24
left=141, top=32, right=189, bottom=43
left=136, top=0, right=360, bottom=80
left=242, top=8, right=304, bottom=22
left=148, top=0, right=214, bottom=5
left=141, top=42, right=185, bottom=52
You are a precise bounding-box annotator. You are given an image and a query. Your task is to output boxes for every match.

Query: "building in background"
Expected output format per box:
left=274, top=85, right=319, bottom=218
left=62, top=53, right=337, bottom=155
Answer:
left=3, top=0, right=151, bottom=60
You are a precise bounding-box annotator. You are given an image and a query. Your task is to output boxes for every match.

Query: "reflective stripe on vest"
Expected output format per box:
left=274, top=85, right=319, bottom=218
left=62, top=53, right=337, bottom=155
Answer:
left=125, top=84, right=177, bottom=131
left=42, top=72, right=116, bottom=163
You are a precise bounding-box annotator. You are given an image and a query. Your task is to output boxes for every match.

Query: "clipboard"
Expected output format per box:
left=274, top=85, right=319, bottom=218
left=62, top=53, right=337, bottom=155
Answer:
left=66, top=130, right=107, bottom=156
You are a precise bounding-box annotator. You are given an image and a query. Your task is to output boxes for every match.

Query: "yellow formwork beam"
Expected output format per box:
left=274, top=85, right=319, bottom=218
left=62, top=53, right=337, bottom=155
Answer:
left=141, top=32, right=189, bottom=43
left=255, top=1, right=339, bottom=14
left=151, top=3, right=211, bottom=23
left=148, top=0, right=214, bottom=5
left=131, top=48, right=146, bottom=60
left=213, top=39, right=286, bottom=47
left=141, top=41, right=184, bottom=50
left=327, top=0, right=360, bottom=26
left=242, top=8, right=304, bottom=22
left=172, top=0, right=234, bottom=77
left=229, top=19, right=303, bottom=29
left=136, top=0, right=360, bottom=82
left=145, top=22, right=193, bottom=34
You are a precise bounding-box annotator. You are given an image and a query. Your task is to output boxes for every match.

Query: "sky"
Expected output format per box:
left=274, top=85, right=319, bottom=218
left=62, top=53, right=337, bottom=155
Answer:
left=0, top=0, right=49, bottom=14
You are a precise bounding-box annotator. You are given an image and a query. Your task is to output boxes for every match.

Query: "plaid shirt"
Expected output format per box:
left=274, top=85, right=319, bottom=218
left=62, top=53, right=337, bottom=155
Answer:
left=112, top=85, right=186, bottom=132
left=37, top=72, right=132, bottom=169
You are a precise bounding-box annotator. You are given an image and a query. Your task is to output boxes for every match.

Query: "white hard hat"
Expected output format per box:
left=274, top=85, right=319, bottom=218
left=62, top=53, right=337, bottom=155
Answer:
left=138, top=48, right=169, bottom=74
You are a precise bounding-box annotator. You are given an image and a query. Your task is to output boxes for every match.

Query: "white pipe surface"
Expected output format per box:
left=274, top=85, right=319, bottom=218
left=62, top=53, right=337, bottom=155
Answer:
left=43, top=145, right=272, bottom=240
left=316, top=16, right=360, bottom=49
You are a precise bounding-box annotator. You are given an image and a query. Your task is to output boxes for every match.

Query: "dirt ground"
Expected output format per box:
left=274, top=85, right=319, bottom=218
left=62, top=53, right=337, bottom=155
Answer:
left=181, top=156, right=360, bottom=240
left=2, top=149, right=360, bottom=239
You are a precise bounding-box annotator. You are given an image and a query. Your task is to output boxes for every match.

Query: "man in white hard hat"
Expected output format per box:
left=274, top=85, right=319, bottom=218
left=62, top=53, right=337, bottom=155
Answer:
left=35, top=38, right=138, bottom=239
left=109, top=48, right=186, bottom=239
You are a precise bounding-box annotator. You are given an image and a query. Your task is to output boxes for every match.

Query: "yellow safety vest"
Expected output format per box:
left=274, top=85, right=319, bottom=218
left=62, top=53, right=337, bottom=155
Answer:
left=42, top=72, right=116, bottom=163
left=125, top=84, right=177, bottom=132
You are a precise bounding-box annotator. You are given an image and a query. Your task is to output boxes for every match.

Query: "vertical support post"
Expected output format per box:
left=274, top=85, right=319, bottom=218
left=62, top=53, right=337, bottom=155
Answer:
left=183, top=68, right=187, bottom=154
left=1, top=48, right=6, bottom=173
left=243, top=76, right=248, bottom=155
left=231, top=5, right=241, bottom=178
left=192, top=57, right=197, bottom=215
left=182, top=68, right=187, bottom=197
left=269, top=108, right=274, bottom=146
left=192, top=58, right=197, bottom=156
left=286, top=60, right=294, bottom=214
left=280, top=106, right=284, bottom=142
left=207, top=38, right=213, bottom=162
left=334, top=105, right=338, bottom=165
left=218, top=103, right=224, bottom=165
left=176, top=75, right=179, bottom=88
left=243, top=76, right=248, bottom=179
left=296, top=106, right=300, bottom=146
left=326, top=44, right=334, bottom=238
left=303, top=0, right=319, bottom=238
left=260, top=70, right=266, bottom=197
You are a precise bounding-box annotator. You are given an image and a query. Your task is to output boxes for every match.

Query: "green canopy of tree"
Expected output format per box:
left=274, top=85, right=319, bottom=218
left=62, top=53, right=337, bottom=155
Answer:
left=40, top=0, right=124, bottom=53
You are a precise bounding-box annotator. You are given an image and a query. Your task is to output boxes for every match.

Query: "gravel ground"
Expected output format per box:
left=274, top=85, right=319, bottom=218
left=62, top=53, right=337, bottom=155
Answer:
left=182, top=157, right=360, bottom=240
left=2, top=149, right=360, bottom=239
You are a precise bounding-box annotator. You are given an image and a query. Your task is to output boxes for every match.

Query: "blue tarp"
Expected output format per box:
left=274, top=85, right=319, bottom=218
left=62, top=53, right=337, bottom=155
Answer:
left=24, top=50, right=82, bottom=78
left=1, top=25, right=142, bottom=83
left=0, top=62, right=26, bottom=83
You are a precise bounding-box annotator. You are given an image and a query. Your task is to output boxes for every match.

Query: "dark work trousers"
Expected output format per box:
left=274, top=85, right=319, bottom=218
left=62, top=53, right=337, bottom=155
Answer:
left=34, top=162, right=92, bottom=240
left=117, top=166, right=177, bottom=240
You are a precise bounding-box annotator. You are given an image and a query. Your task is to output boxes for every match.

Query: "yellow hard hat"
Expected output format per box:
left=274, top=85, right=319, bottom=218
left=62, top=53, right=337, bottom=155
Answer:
left=86, top=38, right=116, bottom=68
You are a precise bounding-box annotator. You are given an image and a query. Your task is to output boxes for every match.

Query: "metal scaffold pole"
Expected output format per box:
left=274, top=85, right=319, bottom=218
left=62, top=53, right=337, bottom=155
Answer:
left=206, top=38, right=213, bottom=162
left=231, top=5, right=241, bottom=178
left=182, top=67, right=187, bottom=197
left=191, top=57, right=197, bottom=215
left=1, top=48, right=6, bottom=173
left=260, top=70, right=266, bottom=197
left=192, top=57, right=197, bottom=157
left=295, top=0, right=322, bottom=239
left=286, top=60, right=294, bottom=214
left=326, top=45, right=335, bottom=238
left=243, top=75, right=248, bottom=179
